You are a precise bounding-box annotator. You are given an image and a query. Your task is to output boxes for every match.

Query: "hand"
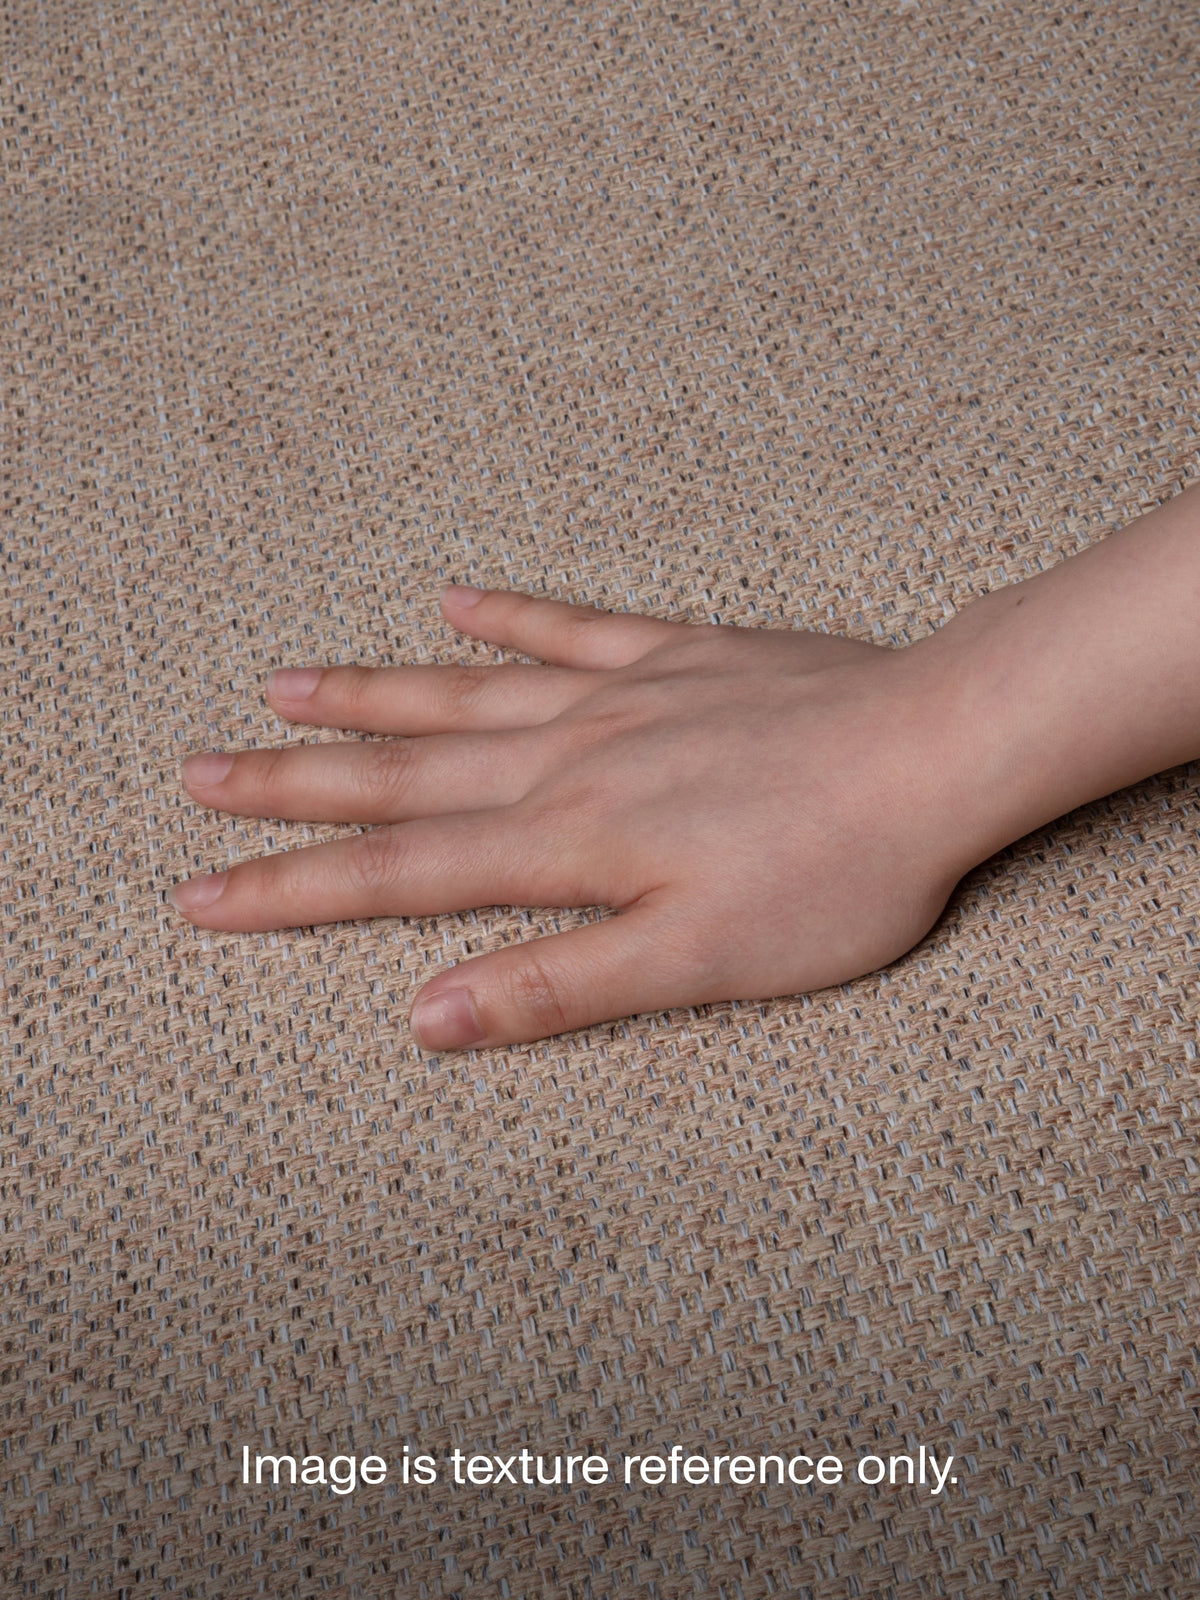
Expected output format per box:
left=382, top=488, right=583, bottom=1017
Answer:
left=170, top=584, right=987, bottom=1051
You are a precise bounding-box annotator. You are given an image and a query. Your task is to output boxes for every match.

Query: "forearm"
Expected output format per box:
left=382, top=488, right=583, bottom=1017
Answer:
left=922, top=480, right=1200, bottom=864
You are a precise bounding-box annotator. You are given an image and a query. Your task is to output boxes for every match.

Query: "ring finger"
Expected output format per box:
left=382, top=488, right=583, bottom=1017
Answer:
left=266, top=661, right=598, bottom=734
left=181, top=725, right=547, bottom=823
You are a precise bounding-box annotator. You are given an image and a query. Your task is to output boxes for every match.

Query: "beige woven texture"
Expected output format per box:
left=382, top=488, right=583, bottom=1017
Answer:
left=4, top=1, right=1200, bottom=1595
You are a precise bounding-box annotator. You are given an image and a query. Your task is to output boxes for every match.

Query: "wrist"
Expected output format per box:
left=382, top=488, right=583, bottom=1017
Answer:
left=900, top=484, right=1200, bottom=874
left=905, top=590, right=1089, bottom=868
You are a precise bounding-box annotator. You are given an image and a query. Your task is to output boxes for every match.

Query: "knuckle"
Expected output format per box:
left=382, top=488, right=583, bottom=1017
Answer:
left=505, top=949, right=571, bottom=1037
left=540, top=767, right=622, bottom=835
left=672, top=625, right=728, bottom=660
left=508, top=591, right=543, bottom=625
left=342, top=823, right=404, bottom=898
left=553, top=705, right=623, bottom=758
left=556, top=680, right=661, bottom=746
left=564, top=603, right=609, bottom=630
left=355, top=740, right=417, bottom=810
left=436, top=666, right=490, bottom=721
left=252, top=746, right=295, bottom=799
left=334, top=664, right=379, bottom=719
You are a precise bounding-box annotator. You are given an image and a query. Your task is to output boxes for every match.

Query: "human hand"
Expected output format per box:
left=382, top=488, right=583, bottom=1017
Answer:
left=170, top=584, right=990, bottom=1051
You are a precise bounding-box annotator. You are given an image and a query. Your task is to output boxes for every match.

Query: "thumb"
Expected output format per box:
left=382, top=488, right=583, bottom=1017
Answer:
left=408, top=900, right=694, bottom=1051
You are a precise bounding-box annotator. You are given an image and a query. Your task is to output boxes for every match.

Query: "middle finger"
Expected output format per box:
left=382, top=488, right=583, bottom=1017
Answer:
left=181, top=726, right=546, bottom=822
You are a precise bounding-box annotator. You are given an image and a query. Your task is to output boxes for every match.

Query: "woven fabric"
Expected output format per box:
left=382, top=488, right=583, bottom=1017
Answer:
left=3, top=1, right=1199, bottom=1595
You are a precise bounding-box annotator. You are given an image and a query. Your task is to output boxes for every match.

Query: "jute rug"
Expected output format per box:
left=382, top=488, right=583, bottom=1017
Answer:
left=4, top=1, right=1199, bottom=1595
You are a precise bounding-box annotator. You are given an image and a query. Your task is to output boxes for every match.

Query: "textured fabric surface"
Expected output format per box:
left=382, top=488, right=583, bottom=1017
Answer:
left=3, top=2, right=1200, bottom=1596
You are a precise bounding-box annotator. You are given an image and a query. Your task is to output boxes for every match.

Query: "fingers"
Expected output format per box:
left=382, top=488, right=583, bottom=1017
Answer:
left=167, top=805, right=565, bottom=932
left=266, top=660, right=593, bottom=733
left=441, top=584, right=684, bottom=670
left=180, top=727, right=545, bottom=823
left=408, top=895, right=698, bottom=1051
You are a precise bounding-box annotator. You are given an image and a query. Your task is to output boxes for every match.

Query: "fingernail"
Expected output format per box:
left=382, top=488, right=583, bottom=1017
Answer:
left=182, top=751, right=234, bottom=787
left=410, top=987, right=484, bottom=1051
left=169, top=871, right=229, bottom=912
left=268, top=667, right=323, bottom=700
left=443, top=584, right=485, bottom=607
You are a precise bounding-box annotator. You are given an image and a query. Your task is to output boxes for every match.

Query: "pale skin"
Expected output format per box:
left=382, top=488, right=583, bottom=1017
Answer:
left=170, top=480, right=1200, bottom=1052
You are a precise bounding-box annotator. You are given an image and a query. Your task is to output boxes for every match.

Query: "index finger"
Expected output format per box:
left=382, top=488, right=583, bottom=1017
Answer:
left=167, top=804, right=570, bottom=932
